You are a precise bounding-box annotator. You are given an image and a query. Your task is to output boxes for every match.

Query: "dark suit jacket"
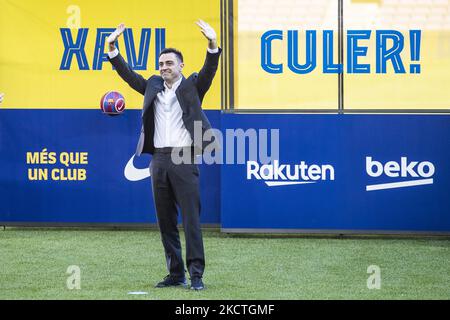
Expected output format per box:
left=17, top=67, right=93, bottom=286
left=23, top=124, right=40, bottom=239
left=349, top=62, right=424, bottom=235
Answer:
left=108, top=48, right=222, bottom=155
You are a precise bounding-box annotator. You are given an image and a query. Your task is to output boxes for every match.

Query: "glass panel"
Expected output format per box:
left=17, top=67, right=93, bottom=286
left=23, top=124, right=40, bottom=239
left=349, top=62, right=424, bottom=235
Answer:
left=235, top=0, right=339, bottom=110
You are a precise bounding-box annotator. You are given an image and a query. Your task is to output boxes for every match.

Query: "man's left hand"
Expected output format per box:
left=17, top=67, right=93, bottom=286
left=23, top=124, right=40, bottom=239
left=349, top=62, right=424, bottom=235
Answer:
left=196, top=20, right=218, bottom=50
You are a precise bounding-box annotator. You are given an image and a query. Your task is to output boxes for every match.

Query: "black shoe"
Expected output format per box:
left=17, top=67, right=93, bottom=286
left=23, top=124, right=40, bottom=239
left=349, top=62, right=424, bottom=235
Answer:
left=190, top=277, right=205, bottom=291
left=155, top=275, right=187, bottom=288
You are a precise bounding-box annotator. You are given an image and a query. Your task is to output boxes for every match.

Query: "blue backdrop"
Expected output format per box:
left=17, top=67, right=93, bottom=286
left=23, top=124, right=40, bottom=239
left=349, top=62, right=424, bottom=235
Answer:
left=1, top=110, right=449, bottom=233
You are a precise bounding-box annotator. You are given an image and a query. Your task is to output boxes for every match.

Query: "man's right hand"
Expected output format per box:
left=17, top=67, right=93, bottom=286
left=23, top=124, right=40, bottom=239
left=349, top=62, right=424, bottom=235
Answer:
left=107, top=23, right=126, bottom=51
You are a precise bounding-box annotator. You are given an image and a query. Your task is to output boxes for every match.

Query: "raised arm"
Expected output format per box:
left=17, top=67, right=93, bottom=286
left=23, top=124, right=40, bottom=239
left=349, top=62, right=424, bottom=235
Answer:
left=107, top=24, right=147, bottom=95
left=195, top=20, right=221, bottom=100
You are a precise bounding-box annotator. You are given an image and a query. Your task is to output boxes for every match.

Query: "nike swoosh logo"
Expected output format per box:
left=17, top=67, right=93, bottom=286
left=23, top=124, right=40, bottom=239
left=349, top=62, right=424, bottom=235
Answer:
left=124, top=155, right=151, bottom=181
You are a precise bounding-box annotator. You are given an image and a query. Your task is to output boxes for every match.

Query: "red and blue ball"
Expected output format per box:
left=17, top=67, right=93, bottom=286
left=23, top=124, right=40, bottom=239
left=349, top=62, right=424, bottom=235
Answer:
left=100, top=91, right=125, bottom=116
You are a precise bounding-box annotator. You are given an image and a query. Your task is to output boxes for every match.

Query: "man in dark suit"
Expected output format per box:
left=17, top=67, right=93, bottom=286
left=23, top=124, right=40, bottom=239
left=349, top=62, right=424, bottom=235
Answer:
left=106, top=20, right=221, bottom=290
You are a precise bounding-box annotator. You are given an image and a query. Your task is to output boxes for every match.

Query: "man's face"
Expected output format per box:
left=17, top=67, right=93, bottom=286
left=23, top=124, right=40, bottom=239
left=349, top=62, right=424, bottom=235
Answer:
left=159, top=53, right=184, bottom=83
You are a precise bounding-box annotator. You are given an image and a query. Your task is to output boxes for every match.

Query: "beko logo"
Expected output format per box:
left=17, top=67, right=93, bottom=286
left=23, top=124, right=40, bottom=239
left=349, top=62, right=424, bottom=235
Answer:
left=247, top=160, right=335, bottom=186
left=366, top=156, right=435, bottom=191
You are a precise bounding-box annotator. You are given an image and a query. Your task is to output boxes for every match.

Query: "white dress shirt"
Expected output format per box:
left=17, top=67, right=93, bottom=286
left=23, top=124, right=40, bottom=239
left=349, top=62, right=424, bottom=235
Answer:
left=108, top=47, right=218, bottom=147
left=153, top=76, right=192, bottom=147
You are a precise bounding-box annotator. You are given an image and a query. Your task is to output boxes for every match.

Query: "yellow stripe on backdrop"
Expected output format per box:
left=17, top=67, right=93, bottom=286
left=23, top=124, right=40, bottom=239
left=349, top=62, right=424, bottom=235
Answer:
left=0, top=0, right=221, bottom=109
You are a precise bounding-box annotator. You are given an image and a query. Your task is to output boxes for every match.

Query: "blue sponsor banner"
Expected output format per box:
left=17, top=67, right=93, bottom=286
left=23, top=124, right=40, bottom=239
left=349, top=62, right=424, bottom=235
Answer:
left=220, top=114, right=450, bottom=233
left=0, top=109, right=221, bottom=224
left=2, top=110, right=449, bottom=233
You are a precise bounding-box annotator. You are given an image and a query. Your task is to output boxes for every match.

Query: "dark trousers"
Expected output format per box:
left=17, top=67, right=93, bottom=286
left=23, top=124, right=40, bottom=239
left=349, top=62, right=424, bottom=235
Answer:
left=150, top=148, right=204, bottom=279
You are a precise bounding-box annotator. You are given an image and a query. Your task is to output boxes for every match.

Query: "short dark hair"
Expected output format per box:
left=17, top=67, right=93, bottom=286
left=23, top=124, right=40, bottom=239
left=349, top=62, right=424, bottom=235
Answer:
left=159, top=48, right=183, bottom=63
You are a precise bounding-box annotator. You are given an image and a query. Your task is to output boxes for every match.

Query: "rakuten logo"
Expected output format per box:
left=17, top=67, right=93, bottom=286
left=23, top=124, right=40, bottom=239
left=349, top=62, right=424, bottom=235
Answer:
left=247, top=160, right=335, bottom=186
left=366, top=157, right=435, bottom=191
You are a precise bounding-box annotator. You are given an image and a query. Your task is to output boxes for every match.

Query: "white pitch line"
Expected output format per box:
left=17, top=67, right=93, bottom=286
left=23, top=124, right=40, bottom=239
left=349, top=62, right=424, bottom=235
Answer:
left=128, top=291, right=149, bottom=295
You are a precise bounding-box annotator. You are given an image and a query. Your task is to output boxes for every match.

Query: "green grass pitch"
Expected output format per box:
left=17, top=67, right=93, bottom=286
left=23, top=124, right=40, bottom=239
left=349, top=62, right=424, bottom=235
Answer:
left=0, top=228, right=449, bottom=299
